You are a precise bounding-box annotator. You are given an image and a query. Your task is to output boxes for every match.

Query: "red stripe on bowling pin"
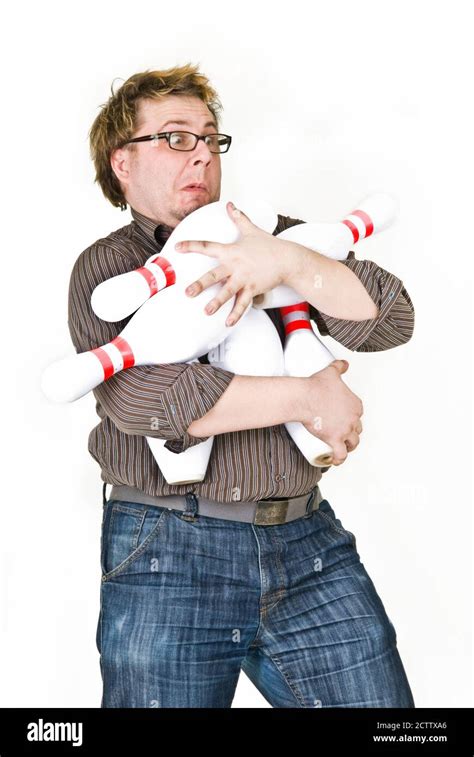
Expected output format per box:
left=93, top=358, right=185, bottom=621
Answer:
left=342, top=208, right=374, bottom=243
left=352, top=209, right=374, bottom=237
left=280, top=302, right=312, bottom=333
left=91, top=347, right=115, bottom=380
left=341, top=218, right=360, bottom=243
left=112, top=336, right=135, bottom=369
left=137, top=256, right=176, bottom=296
left=137, top=267, right=159, bottom=296
left=91, top=336, right=135, bottom=380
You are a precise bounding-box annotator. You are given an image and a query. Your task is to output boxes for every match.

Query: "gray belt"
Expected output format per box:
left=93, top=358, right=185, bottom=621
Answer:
left=107, top=483, right=322, bottom=526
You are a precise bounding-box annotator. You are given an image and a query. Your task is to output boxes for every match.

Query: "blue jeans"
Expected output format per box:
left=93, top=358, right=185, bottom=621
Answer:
left=96, top=495, right=415, bottom=708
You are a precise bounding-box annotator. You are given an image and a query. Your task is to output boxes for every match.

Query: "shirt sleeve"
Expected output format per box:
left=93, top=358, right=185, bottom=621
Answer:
left=67, top=242, right=235, bottom=454
left=308, top=250, right=415, bottom=352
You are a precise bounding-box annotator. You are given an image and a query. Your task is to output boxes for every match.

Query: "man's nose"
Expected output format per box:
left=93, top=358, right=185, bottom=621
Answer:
left=191, top=138, right=213, bottom=164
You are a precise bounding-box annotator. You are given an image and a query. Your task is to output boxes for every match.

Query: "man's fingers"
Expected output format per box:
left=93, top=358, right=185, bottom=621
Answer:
left=332, top=428, right=362, bottom=462
left=330, top=359, right=349, bottom=375
left=176, top=240, right=222, bottom=256
left=226, top=289, right=253, bottom=326
left=330, top=443, right=348, bottom=466
left=344, top=431, right=360, bottom=452
left=204, top=277, right=245, bottom=315
left=185, top=265, right=229, bottom=297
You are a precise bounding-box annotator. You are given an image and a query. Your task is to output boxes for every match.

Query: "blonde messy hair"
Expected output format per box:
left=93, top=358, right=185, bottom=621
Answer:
left=88, top=62, right=223, bottom=210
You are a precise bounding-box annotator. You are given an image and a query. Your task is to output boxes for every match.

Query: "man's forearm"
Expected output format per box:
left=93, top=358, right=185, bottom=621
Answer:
left=187, top=374, right=307, bottom=437
left=281, top=242, right=379, bottom=321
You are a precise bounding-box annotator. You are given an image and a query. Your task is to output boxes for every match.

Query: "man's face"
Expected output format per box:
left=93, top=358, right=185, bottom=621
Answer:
left=111, top=95, right=222, bottom=228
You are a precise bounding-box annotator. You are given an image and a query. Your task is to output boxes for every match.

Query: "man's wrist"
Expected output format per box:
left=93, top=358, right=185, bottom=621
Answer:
left=277, top=239, right=305, bottom=286
left=290, top=376, right=311, bottom=423
left=280, top=240, right=326, bottom=293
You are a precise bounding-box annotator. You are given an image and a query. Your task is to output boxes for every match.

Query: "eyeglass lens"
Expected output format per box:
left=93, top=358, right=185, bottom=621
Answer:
left=168, top=132, right=230, bottom=153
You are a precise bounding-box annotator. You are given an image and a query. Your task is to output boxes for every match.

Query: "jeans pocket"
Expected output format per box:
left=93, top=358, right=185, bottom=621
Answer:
left=315, top=499, right=357, bottom=550
left=100, top=500, right=168, bottom=582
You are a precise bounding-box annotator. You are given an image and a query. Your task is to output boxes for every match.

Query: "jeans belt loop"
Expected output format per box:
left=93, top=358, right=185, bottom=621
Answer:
left=182, top=491, right=199, bottom=522
left=304, top=489, right=315, bottom=518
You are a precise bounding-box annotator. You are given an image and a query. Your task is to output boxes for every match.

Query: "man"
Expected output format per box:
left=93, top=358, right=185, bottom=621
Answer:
left=70, top=63, right=415, bottom=707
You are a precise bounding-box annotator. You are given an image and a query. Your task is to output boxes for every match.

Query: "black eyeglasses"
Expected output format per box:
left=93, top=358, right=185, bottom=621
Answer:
left=121, top=131, right=232, bottom=154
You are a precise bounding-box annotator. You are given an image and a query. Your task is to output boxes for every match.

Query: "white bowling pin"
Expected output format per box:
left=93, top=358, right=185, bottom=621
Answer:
left=280, top=302, right=339, bottom=467
left=144, top=308, right=286, bottom=485
left=91, top=197, right=278, bottom=322
left=253, top=192, right=398, bottom=309
left=207, top=306, right=285, bottom=376
left=146, top=432, right=214, bottom=487
left=41, top=282, right=254, bottom=403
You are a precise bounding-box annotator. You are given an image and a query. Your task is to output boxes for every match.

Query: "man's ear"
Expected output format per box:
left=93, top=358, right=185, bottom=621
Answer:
left=110, top=147, right=131, bottom=184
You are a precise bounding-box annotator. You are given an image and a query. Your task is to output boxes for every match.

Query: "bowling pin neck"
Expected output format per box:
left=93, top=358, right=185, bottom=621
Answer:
left=279, top=302, right=312, bottom=336
left=91, top=335, right=136, bottom=380
left=340, top=208, right=374, bottom=244
left=138, top=255, right=176, bottom=296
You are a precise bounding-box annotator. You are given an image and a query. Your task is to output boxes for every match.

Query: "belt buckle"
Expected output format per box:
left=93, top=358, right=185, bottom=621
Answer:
left=253, top=499, right=289, bottom=526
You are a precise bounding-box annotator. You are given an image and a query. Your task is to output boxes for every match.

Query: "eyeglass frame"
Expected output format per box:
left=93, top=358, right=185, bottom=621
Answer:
left=120, top=130, right=232, bottom=154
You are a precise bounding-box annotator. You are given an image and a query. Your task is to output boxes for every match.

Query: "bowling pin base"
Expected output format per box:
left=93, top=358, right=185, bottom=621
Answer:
left=314, top=452, right=334, bottom=466
left=146, top=435, right=214, bottom=486
left=285, top=421, right=333, bottom=467
left=158, top=474, right=207, bottom=485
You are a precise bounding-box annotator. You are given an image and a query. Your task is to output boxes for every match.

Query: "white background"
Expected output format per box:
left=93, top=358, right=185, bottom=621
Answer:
left=1, top=0, right=472, bottom=708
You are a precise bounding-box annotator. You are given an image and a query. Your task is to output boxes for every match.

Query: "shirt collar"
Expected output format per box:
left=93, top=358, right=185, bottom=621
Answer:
left=130, top=206, right=174, bottom=248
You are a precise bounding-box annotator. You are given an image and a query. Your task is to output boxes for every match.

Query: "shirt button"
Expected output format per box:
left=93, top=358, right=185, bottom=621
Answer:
left=274, top=473, right=285, bottom=482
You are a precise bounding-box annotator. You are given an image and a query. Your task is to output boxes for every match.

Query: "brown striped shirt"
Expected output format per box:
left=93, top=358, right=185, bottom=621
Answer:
left=67, top=206, right=414, bottom=503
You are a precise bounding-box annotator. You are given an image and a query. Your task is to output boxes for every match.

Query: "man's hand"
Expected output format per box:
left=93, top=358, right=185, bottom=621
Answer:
left=174, top=201, right=292, bottom=326
left=300, top=359, right=364, bottom=466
